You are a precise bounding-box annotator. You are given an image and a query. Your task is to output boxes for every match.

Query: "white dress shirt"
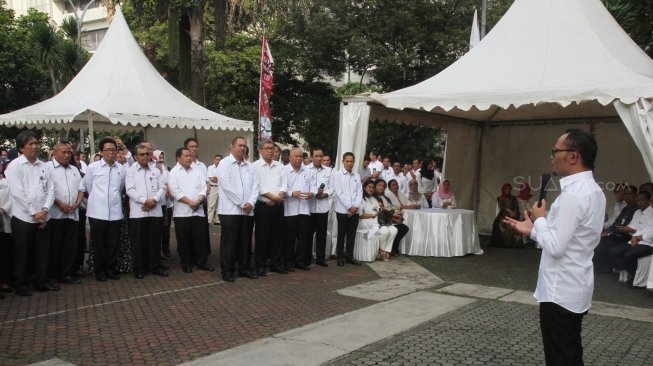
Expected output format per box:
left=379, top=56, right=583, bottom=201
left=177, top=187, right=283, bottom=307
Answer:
left=0, top=178, right=11, bottom=233
left=47, top=160, right=84, bottom=221
left=369, top=160, right=383, bottom=178
left=306, top=164, right=333, bottom=214
left=380, top=168, right=396, bottom=182
left=5, top=154, right=55, bottom=223
left=84, top=159, right=126, bottom=221
left=206, top=163, right=219, bottom=187
left=125, top=163, right=166, bottom=218
left=628, top=206, right=653, bottom=246
left=79, top=160, right=88, bottom=174
left=331, top=168, right=363, bottom=214
left=253, top=158, right=286, bottom=204
left=284, top=164, right=316, bottom=216
left=604, top=200, right=627, bottom=229
left=531, top=170, right=606, bottom=313
left=168, top=163, right=207, bottom=217
left=217, top=154, right=259, bottom=216
left=432, top=193, right=457, bottom=208
left=399, top=173, right=411, bottom=195
left=415, top=171, right=437, bottom=194
left=193, top=160, right=208, bottom=181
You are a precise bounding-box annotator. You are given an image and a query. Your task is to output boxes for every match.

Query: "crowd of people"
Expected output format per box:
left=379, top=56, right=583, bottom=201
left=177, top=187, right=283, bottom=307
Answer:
left=0, top=131, right=452, bottom=296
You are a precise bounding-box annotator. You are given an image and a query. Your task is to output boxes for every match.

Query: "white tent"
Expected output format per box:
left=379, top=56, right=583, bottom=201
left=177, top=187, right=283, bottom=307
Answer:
left=337, top=0, right=653, bottom=233
left=0, top=7, right=253, bottom=163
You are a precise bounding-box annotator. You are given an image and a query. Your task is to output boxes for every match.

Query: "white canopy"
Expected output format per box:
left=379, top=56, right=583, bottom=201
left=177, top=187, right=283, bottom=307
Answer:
left=338, top=0, right=653, bottom=233
left=0, top=7, right=253, bottom=160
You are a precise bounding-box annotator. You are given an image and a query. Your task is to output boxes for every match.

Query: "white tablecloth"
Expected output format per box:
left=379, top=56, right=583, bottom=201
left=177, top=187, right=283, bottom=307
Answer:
left=400, top=208, right=483, bottom=257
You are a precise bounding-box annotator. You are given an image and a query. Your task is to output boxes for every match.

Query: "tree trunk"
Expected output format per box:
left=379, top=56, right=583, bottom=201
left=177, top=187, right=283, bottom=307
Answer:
left=188, top=2, right=205, bottom=105
left=214, top=0, right=228, bottom=48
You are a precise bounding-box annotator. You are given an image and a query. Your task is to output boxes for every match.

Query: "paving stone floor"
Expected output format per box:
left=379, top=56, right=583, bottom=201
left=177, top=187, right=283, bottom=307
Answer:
left=329, top=300, right=653, bottom=366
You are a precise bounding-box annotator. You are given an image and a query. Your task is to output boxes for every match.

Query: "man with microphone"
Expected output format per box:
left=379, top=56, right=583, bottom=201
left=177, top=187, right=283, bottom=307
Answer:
left=504, top=129, right=605, bottom=366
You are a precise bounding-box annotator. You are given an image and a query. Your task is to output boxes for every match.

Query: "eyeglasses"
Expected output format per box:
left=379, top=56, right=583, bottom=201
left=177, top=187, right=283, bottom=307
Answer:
left=137, top=153, right=150, bottom=156
left=551, top=147, right=575, bottom=156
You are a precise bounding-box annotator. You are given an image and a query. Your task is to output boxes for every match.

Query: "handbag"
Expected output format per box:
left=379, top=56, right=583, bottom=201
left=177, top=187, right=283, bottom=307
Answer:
left=377, top=210, right=394, bottom=226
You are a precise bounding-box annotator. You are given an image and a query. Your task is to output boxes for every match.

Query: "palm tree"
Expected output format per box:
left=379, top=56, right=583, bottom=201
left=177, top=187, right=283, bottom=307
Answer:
left=31, top=22, right=64, bottom=95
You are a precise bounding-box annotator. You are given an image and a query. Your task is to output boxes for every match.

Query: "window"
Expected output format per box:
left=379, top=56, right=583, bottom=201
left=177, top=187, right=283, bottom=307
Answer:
left=64, top=0, right=101, bottom=14
left=81, top=28, right=107, bottom=52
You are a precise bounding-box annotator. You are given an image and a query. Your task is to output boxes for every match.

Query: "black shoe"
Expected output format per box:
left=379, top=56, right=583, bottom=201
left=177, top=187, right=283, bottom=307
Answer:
left=0, top=286, right=14, bottom=293
left=223, top=274, right=235, bottom=282
left=35, top=283, right=60, bottom=292
left=337, top=258, right=345, bottom=266
left=96, top=272, right=107, bottom=282
left=257, top=269, right=268, bottom=277
left=182, top=266, right=193, bottom=273
left=161, top=253, right=171, bottom=259
left=316, top=261, right=328, bottom=267
left=106, top=271, right=120, bottom=280
left=296, top=264, right=310, bottom=271
left=159, top=264, right=169, bottom=270
left=270, top=267, right=288, bottom=274
left=16, top=287, right=32, bottom=297
left=286, top=265, right=295, bottom=272
left=197, top=264, right=215, bottom=272
left=151, top=268, right=169, bottom=277
left=347, top=258, right=362, bottom=265
left=61, top=276, right=81, bottom=284
left=239, top=270, right=258, bottom=279
left=134, top=272, right=145, bottom=279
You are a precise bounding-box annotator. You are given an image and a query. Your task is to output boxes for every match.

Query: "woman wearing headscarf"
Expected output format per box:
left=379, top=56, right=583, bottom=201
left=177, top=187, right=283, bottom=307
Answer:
left=415, top=158, right=437, bottom=207
left=407, top=179, right=428, bottom=208
left=432, top=179, right=457, bottom=209
left=491, top=183, right=523, bottom=248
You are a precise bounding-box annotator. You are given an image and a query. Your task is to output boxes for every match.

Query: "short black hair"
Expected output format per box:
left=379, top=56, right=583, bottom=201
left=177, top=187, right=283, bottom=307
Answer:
left=310, top=146, right=323, bottom=157
left=184, top=137, right=198, bottom=147
left=98, top=137, right=117, bottom=152
left=363, top=156, right=371, bottom=162
left=564, top=128, right=597, bottom=170
left=343, top=152, right=355, bottom=160
left=176, top=147, right=189, bottom=158
left=15, top=130, right=38, bottom=151
left=638, top=190, right=651, bottom=201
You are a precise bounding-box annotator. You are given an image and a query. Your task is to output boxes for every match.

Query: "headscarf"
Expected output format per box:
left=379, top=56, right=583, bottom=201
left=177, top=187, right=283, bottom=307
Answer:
left=408, top=179, right=422, bottom=202
left=517, top=182, right=533, bottom=201
left=152, top=150, right=164, bottom=161
left=500, top=183, right=512, bottom=198
left=437, top=179, right=454, bottom=199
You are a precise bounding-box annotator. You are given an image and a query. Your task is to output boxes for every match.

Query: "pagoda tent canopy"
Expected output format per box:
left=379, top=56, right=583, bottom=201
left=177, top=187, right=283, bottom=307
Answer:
left=0, top=7, right=253, bottom=162
left=337, top=0, right=653, bottom=234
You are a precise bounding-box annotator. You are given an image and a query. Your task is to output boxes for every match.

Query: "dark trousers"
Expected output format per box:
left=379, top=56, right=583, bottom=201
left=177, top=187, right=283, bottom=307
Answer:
left=540, top=302, right=586, bottom=366
left=285, top=214, right=311, bottom=268
left=73, top=208, right=87, bottom=272
left=254, top=201, right=284, bottom=269
left=130, top=217, right=163, bottom=272
left=89, top=218, right=121, bottom=276
left=11, top=217, right=50, bottom=288
left=161, top=206, right=172, bottom=255
left=174, top=216, right=208, bottom=267
left=392, top=223, right=409, bottom=254
left=593, top=234, right=627, bottom=271
left=609, top=243, right=653, bottom=275
left=49, top=218, right=78, bottom=279
left=310, top=212, right=329, bottom=263
left=219, top=214, right=253, bottom=276
left=336, top=213, right=359, bottom=260
left=0, top=232, right=15, bottom=285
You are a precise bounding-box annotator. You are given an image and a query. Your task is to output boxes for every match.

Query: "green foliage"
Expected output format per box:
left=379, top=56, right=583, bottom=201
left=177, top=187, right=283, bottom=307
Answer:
left=603, top=0, right=653, bottom=57
left=59, top=16, right=79, bottom=41
left=367, top=121, right=444, bottom=163
left=335, top=82, right=384, bottom=98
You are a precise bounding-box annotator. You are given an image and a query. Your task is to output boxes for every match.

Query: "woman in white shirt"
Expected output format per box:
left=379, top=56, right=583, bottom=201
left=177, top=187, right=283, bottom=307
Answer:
left=358, top=179, right=398, bottom=262
left=433, top=179, right=457, bottom=208
left=385, top=179, right=421, bottom=211
left=407, top=179, right=428, bottom=208
left=415, top=159, right=437, bottom=207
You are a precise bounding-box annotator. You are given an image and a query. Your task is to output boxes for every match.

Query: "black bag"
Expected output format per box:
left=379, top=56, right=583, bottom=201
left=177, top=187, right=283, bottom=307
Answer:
left=377, top=210, right=394, bottom=226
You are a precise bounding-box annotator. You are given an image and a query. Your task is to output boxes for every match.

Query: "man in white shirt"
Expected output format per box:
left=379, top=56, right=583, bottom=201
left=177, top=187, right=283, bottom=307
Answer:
left=5, top=130, right=56, bottom=295
left=359, top=156, right=372, bottom=182
left=322, top=154, right=332, bottom=169
left=368, top=151, right=383, bottom=180
left=169, top=147, right=213, bottom=274
left=126, top=144, right=168, bottom=279
left=206, top=154, right=222, bottom=225
left=283, top=148, right=316, bottom=271
left=504, top=129, right=605, bottom=366
left=332, top=152, right=363, bottom=266
left=253, top=140, right=286, bottom=276
left=184, top=137, right=211, bottom=255
left=217, top=137, right=259, bottom=282
left=608, top=190, right=653, bottom=285
left=379, top=157, right=396, bottom=182
left=84, top=137, right=126, bottom=282
left=47, top=143, right=84, bottom=285
left=307, top=147, right=333, bottom=267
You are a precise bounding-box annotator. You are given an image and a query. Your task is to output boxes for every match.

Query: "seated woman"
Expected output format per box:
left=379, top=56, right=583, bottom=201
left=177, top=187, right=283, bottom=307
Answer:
left=376, top=179, right=409, bottom=257
left=385, top=179, right=421, bottom=211
left=491, top=183, right=523, bottom=248
left=432, top=179, right=457, bottom=208
left=407, top=179, right=428, bottom=208
left=358, top=179, right=398, bottom=262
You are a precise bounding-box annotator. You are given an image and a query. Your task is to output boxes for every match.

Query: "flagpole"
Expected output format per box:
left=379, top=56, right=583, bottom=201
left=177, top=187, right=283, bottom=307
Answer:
left=258, top=32, right=265, bottom=144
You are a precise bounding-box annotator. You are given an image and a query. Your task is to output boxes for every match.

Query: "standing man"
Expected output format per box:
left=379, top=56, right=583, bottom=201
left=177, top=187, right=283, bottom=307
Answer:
left=380, top=156, right=395, bottom=182
left=206, top=154, right=223, bottom=225
left=217, top=137, right=259, bottom=282
left=168, top=147, right=213, bottom=273
left=283, top=148, right=316, bottom=271
left=84, top=137, right=126, bottom=282
left=504, top=129, right=605, bottom=366
left=307, top=147, right=333, bottom=267
left=253, top=140, right=287, bottom=276
left=5, top=131, right=56, bottom=295
left=47, top=142, right=84, bottom=285
left=125, top=144, right=168, bottom=279
left=332, top=152, right=363, bottom=267
left=184, top=137, right=211, bottom=254
left=368, top=151, right=383, bottom=180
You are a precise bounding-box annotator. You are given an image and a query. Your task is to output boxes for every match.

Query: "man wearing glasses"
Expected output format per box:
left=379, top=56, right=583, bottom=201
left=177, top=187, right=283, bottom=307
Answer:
left=504, top=129, right=605, bottom=366
left=83, top=137, right=126, bottom=282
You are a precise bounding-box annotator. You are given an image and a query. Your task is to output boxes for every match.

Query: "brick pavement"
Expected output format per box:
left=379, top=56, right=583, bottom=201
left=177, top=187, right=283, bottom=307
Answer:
left=328, top=300, right=653, bottom=366
left=0, top=226, right=378, bottom=366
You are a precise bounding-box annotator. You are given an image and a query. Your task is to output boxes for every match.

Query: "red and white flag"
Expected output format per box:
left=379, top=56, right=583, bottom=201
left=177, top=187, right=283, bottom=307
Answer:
left=259, top=34, right=274, bottom=141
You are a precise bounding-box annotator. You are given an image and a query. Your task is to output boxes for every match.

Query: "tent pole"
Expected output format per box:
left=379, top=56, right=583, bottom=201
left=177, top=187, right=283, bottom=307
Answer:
left=481, top=0, right=487, bottom=39
left=473, top=125, right=485, bottom=214
left=88, top=111, right=95, bottom=155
